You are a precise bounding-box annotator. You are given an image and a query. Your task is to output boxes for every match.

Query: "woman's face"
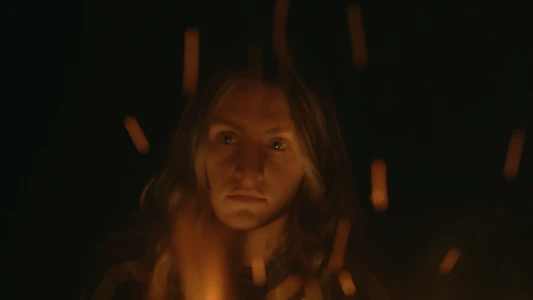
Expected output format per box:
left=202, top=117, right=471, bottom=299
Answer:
left=205, top=79, right=306, bottom=230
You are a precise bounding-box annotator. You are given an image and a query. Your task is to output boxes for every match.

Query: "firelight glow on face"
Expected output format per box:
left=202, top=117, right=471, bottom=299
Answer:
left=205, top=78, right=306, bottom=231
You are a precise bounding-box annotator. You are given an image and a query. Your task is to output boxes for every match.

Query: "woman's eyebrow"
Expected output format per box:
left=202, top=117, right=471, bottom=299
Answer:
left=264, top=126, right=292, bottom=135
left=211, top=117, right=293, bottom=135
left=210, top=118, right=243, bottom=131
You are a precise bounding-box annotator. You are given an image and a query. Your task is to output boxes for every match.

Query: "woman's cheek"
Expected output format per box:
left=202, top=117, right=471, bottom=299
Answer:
left=268, top=153, right=297, bottom=174
left=267, top=149, right=297, bottom=164
left=273, top=152, right=306, bottom=181
left=207, top=143, right=236, bottom=161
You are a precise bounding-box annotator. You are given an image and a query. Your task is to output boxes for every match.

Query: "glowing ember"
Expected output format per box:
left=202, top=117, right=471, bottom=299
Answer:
left=338, top=270, right=357, bottom=296
left=371, top=159, right=389, bottom=211
left=440, top=247, right=461, bottom=275
left=503, top=127, right=526, bottom=181
left=123, top=116, right=150, bottom=154
left=327, top=217, right=351, bottom=273
left=346, top=3, right=368, bottom=69
left=183, top=28, right=200, bottom=97
left=251, top=257, right=267, bottom=286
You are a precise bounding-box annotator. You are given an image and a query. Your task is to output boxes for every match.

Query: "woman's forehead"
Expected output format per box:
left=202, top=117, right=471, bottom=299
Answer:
left=215, top=79, right=292, bottom=120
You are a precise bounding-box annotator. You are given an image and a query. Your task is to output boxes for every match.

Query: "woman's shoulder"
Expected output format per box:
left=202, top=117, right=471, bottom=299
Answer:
left=81, top=214, right=154, bottom=300
left=81, top=260, right=150, bottom=300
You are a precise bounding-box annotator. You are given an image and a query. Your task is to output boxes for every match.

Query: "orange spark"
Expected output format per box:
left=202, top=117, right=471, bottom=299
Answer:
left=440, top=247, right=461, bottom=275
left=123, top=116, right=150, bottom=154
left=503, top=127, right=526, bottom=181
left=338, top=270, right=357, bottom=296
left=371, top=159, right=389, bottom=212
left=183, top=28, right=200, bottom=97
left=251, top=257, right=267, bottom=286
left=346, top=3, right=368, bottom=69
left=327, top=217, right=351, bottom=273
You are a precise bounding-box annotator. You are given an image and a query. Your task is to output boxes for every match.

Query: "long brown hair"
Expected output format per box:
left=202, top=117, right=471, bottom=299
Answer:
left=142, top=41, right=367, bottom=299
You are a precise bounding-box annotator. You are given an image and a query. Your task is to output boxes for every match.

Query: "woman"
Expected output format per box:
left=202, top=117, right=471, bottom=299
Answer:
left=82, top=41, right=394, bottom=300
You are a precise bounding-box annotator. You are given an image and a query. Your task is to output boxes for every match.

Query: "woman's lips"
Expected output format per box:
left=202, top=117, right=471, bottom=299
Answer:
left=227, top=195, right=266, bottom=203
left=228, top=189, right=266, bottom=203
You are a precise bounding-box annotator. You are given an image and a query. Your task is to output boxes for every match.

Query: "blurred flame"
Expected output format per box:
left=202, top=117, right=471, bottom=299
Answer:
left=371, top=159, right=389, bottom=211
left=503, top=127, right=526, bottom=181
left=440, top=247, right=461, bottom=275
left=327, top=218, right=351, bottom=273
left=304, top=279, right=323, bottom=300
left=338, top=270, right=357, bottom=296
left=123, top=116, right=150, bottom=154
left=173, top=206, right=233, bottom=300
left=251, top=257, right=267, bottom=286
left=346, top=3, right=368, bottom=69
left=183, top=28, right=200, bottom=97
left=203, top=243, right=227, bottom=300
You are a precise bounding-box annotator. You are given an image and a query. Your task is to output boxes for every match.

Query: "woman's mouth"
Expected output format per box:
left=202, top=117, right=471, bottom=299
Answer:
left=227, top=189, right=267, bottom=203
left=227, top=195, right=266, bottom=203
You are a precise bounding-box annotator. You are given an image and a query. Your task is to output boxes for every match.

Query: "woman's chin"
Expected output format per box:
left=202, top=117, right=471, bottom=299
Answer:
left=217, top=211, right=264, bottom=231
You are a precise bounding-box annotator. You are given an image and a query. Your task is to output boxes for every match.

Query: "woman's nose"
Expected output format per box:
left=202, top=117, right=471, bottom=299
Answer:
left=235, top=143, right=264, bottom=182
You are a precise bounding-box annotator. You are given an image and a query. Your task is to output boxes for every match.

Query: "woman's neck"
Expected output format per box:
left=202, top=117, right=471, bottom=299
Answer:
left=241, top=213, right=289, bottom=266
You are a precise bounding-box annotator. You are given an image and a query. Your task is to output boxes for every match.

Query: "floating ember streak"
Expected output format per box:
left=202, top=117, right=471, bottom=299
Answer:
left=439, top=247, right=461, bottom=275
left=503, top=127, right=526, bottom=181
left=251, top=257, right=267, bottom=286
left=346, top=3, right=368, bottom=69
left=371, top=159, right=389, bottom=211
left=338, top=270, right=357, bottom=296
left=123, top=116, right=150, bottom=154
left=265, top=275, right=303, bottom=300
left=304, top=279, right=323, bottom=300
left=273, top=0, right=290, bottom=62
left=327, top=217, right=351, bottom=273
left=183, top=28, right=200, bottom=97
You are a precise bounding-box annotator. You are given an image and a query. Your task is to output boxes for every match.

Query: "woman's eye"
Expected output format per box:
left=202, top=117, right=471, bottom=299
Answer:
left=269, top=139, right=287, bottom=151
left=217, top=132, right=237, bottom=145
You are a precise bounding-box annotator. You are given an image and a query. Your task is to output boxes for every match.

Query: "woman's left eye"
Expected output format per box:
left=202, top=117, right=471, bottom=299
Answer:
left=268, top=139, right=287, bottom=151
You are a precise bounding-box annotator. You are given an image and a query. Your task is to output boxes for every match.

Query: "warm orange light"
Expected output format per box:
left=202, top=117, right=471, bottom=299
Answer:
left=173, top=206, right=232, bottom=300
left=338, top=270, right=357, bottom=296
left=123, top=116, right=150, bottom=154
left=371, top=159, right=389, bottom=211
left=251, top=257, right=267, bottom=286
left=327, top=217, right=351, bottom=273
left=503, top=127, right=526, bottom=181
left=304, top=279, right=323, bottom=300
left=346, top=3, right=368, bottom=69
left=440, top=247, right=461, bottom=275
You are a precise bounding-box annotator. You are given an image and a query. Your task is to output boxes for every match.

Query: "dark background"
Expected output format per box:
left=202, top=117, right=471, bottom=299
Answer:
left=12, top=0, right=532, bottom=299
